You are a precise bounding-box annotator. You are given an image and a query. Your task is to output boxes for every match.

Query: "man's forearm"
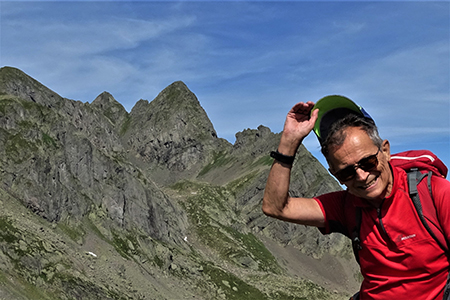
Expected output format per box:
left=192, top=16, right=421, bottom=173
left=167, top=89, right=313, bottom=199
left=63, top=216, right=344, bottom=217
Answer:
left=262, top=158, right=293, bottom=218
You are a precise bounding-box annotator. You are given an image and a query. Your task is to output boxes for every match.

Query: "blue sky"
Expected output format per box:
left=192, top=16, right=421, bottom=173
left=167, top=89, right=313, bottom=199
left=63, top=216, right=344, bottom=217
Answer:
left=1, top=1, right=449, bottom=169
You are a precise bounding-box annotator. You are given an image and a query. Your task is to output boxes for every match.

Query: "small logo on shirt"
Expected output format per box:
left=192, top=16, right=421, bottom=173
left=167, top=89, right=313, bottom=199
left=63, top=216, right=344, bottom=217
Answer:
left=400, top=234, right=416, bottom=241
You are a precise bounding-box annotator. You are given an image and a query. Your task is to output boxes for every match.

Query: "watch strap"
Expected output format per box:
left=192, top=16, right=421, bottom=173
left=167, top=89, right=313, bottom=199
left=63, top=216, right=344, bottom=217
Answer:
left=270, top=150, right=296, bottom=165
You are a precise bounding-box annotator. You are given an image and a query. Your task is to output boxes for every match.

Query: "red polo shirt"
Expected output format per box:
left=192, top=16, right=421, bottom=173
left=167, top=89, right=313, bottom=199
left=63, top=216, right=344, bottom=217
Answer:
left=315, top=165, right=450, bottom=299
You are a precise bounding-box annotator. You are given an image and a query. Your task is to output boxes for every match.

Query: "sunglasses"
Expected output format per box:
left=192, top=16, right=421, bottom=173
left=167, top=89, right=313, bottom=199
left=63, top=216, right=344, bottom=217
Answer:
left=332, top=148, right=381, bottom=182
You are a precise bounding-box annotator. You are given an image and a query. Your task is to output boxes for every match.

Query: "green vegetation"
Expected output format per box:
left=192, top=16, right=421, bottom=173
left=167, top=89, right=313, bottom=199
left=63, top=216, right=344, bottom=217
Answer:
left=119, top=114, right=131, bottom=136
left=1, top=97, right=62, bottom=164
left=52, top=273, right=130, bottom=300
left=57, top=221, right=85, bottom=243
left=0, top=96, right=17, bottom=113
left=172, top=180, right=282, bottom=274
left=266, top=279, right=332, bottom=300
left=0, top=217, right=69, bottom=299
left=168, top=178, right=347, bottom=299
left=0, top=271, right=57, bottom=300
left=227, top=171, right=259, bottom=194
left=42, top=133, right=57, bottom=148
left=111, top=231, right=136, bottom=259
left=0, top=216, right=20, bottom=244
left=251, top=154, right=274, bottom=167
left=5, top=132, right=38, bottom=163
left=201, top=262, right=268, bottom=300
left=198, top=151, right=234, bottom=176
left=20, top=99, right=40, bottom=111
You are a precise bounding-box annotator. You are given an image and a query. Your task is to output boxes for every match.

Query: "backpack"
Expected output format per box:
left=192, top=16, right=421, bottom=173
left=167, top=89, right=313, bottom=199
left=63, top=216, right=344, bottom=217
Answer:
left=350, top=150, right=449, bottom=300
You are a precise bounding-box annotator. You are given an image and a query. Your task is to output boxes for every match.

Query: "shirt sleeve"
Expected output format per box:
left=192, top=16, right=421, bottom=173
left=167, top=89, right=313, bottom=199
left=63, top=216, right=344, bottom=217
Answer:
left=314, top=190, right=353, bottom=237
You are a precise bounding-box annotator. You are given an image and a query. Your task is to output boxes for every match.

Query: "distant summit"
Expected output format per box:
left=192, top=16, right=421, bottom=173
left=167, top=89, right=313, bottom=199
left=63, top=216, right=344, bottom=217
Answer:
left=92, top=91, right=128, bottom=125
left=124, top=80, right=221, bottom=179
left=0, top=66, right=63, bottom=107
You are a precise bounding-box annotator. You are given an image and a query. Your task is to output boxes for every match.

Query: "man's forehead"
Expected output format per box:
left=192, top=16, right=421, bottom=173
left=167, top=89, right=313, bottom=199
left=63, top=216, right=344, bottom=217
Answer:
left=326, top=128, right=378, bottom=165
left=329, top=126, right=374, bottom=150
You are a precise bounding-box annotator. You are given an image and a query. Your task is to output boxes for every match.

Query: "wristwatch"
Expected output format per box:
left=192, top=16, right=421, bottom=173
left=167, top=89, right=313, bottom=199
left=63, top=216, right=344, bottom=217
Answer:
left=270, top=150, right=296, bottom=165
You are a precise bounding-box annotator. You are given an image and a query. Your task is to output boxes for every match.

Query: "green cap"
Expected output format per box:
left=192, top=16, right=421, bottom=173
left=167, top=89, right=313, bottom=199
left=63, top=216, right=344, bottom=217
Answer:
left=312, top=95, right=373, bottom=144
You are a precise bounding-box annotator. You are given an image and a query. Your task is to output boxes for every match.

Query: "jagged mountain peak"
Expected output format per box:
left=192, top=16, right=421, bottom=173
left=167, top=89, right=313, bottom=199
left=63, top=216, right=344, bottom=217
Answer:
left=166, top=80, right=189, bottom=89
left=153, top=81, right=215, bottom=132
left=156, top=80, right=193, bottom=101
left=128, top=81, right=217, bottom=140
left=91, top=91, right=128, bottom=125
left=91, top=91, right=121, bottom=109
left=0, top=66, right=32, bottom=86
left=124, top=81, right=220, bottom=180
left=131, top=80, right=204, bottom=114
left=0, top=66, right=62, bottom=107
left=92, top=91, right=115, bottom=102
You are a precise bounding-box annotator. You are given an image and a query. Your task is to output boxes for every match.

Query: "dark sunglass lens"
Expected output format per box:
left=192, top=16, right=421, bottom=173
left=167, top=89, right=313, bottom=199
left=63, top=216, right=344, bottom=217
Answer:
left=335, top=151, right=379, bottom=181
left=359, top=154, right=378, bottom=171
left=336, top=167, right=357, bottom=182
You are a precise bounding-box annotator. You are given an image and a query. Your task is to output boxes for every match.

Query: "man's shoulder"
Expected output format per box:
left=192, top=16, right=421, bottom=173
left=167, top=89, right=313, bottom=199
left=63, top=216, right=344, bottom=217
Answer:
left=431, top=173, right=450, bottom=185
left=316, top=190, right=359, bottom=236
left=430, top=173, right=450, bottom=200
left=315, top=190, right=365, bottom=210
left=315, top=190, right=348, bottom=201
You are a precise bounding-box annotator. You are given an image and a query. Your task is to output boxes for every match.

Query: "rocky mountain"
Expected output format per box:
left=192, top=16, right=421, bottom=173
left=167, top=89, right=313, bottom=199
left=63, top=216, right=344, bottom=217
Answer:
left=0, top=66, right=359, bottom=300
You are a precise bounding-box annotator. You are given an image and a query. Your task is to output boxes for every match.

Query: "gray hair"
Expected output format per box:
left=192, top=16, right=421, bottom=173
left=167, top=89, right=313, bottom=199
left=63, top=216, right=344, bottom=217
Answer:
left=320, top=114, right=383, bottom=158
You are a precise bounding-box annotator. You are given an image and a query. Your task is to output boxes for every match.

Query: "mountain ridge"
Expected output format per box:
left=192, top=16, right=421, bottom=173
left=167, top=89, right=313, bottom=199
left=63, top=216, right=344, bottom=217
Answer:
left=0, top=66, right=359, bottom=300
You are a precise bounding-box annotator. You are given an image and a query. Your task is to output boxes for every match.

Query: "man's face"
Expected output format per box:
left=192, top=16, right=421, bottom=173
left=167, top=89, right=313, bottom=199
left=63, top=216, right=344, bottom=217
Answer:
left=327, top=127, right=393, bottom=204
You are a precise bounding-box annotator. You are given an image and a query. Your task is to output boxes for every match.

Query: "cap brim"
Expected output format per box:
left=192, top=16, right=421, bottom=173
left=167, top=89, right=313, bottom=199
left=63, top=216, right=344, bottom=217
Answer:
left=312, top=95, right=364, bottom=139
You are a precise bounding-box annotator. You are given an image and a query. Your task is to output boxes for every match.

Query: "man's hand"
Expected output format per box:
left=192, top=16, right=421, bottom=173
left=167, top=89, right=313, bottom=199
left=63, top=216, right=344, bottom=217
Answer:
left=278, top=101, right=319, bottom=156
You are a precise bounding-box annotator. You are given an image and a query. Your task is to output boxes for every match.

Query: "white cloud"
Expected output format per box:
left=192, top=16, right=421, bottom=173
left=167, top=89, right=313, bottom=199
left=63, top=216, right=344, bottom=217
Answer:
left=4, top=15, right=196, bottom=58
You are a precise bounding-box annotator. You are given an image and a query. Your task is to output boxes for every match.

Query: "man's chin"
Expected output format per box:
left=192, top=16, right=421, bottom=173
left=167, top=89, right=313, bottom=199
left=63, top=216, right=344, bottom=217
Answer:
left=348, top=186, right=386, bottom=204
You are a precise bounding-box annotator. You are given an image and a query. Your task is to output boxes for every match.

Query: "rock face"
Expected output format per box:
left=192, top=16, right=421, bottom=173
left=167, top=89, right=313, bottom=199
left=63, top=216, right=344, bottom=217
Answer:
left=0, top=67, right=359, bottom=300
left=0, top=68, right=186, bottom=247
left=123, top=81, right=223, bottom=183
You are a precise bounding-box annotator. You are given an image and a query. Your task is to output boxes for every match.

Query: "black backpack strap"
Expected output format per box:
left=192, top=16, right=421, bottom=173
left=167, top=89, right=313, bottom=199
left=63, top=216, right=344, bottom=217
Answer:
left=408, top=170, right=450, bottom=300
left=407, top=170, right=447, bottom=253
left=427, top=171, right=433, bottom=195
left=352, top=207, right=362, bottom=264
left=444, top=271, right=450, bottom=300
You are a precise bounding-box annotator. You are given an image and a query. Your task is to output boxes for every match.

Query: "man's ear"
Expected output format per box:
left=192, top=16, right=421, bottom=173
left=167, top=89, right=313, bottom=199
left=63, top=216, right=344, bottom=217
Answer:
left=382, top=139, right=391, bottom=161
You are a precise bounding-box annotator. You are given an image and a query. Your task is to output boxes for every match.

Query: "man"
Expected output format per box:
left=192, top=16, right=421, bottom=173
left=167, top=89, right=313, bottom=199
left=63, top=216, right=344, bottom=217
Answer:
left=262, top=95, right=450, bottom=299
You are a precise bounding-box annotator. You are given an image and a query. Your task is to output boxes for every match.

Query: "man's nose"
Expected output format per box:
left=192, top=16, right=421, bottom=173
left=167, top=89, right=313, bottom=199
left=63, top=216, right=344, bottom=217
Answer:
left=354, top=166, right=370, bottom=181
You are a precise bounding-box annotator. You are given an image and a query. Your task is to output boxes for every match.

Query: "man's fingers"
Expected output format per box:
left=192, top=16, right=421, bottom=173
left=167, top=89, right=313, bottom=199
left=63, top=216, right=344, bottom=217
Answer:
left=290, top=101, right=315, bottom=115
left=310, top=108, right=319, bottom=122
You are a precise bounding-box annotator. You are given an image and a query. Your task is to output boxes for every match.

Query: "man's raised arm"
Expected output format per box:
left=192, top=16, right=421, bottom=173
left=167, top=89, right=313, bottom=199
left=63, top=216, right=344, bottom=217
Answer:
left=262, top=102, right=325, bottom=228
